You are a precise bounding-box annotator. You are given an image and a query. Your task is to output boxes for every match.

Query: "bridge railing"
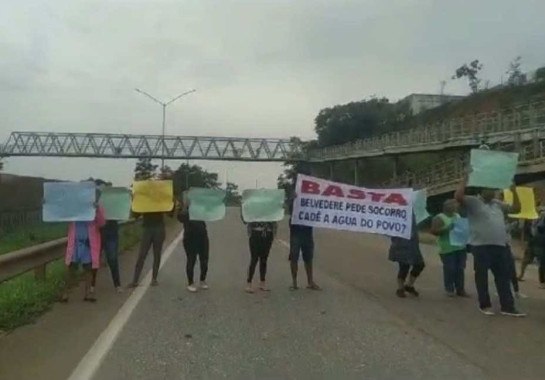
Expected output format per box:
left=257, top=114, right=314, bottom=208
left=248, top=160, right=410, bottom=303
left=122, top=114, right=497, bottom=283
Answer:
left=308, top=100, right=545, bottom=161
left=0, top=133, right=306, bottom=162
left=383, top=131, right=545, bottom=195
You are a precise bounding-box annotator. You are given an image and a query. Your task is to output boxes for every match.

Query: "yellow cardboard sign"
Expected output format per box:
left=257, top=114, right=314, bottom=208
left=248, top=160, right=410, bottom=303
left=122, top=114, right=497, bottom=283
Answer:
left=503, top=187, right=538, bottom=220
left=132, top=180, right=174, bottom=213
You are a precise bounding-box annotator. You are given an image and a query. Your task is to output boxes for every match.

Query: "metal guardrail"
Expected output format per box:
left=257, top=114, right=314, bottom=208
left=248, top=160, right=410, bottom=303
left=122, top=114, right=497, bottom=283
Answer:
left=0, top=220, right=137, bottom=284
left=308, top=100, right=545, bottom=162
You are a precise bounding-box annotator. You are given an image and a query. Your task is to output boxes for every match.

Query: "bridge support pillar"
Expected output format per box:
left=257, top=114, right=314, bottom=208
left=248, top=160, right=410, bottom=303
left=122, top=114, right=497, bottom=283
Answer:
left=353, top=160, right=360, bottom=186
left=392, top=156, right=400, bottom=179
left=532, top=129, right=540, bottom=158
left=514, top=133, right=522, bottom=153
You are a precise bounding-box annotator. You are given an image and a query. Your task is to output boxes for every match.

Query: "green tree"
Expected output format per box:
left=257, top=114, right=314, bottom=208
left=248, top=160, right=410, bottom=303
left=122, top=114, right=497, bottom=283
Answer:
left=314, top=97, right=410, bottom=147
left=506, top=56, right=527, bottom=86
left=535, top=66, right=545, bottom=82
left=172, top=163, right=220, bottom=199
left=225, top=182, right=241, bottom=206
left=452, top=59, right=484, bottom=93
left=134, top=157, right=158, bottom=180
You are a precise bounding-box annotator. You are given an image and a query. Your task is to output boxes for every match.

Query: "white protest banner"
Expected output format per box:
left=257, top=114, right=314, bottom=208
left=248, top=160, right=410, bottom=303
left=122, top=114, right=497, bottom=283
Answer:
left=292, top=174, right=413, bottom=239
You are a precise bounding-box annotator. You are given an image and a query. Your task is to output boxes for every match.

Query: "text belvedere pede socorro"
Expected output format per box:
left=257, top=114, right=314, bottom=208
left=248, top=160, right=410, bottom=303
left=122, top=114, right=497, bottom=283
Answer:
left=292, top=175, right=414, bottom=239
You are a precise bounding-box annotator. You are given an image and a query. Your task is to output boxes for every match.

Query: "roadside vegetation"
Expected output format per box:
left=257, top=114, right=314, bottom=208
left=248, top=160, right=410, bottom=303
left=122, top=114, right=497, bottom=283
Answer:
left=0, top=222, right=141, bottom=332
left=0, top=223, right=67, bottom=256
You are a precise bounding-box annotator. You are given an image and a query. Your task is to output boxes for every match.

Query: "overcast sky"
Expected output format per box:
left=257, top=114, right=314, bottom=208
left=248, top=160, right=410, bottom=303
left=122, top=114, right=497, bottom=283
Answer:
left=1, top=0, right=545, bottom=189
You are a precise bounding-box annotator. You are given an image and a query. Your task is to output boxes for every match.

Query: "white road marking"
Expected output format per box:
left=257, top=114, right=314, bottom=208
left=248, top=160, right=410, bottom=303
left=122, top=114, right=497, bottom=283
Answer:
left=67, top=231, right=184, bottom=380
left=277, top=239, right=289, bottom=248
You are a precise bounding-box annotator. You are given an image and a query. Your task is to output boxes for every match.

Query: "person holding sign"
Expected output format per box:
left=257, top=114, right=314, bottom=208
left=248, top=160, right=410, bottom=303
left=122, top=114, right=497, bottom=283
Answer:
left=129, top=180, right=174, bottom=287
left=177, top=196, right=210, bottom=293
left=61, top=187, right=106, bottom=303
left=455, top=174, right=526, bottom=317
left=389, top=214, right=425, bottom=298
left=430, top=200, right=468, bottom=297
left=244, top=221, right=277, bottom=293
left=96, top=180, right=126, bottom=292
left=288, top=192, right=320, bottom=291
left=129, top=211, right=169, bottom=287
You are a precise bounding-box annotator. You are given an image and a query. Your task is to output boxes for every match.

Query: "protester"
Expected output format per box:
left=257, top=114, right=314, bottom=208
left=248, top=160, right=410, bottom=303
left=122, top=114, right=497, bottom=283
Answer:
left=177, top=198, right=209, bottom=292
left=244, top=220, right=277, bottom=293
left=288, top=192, right=320, bottom=291
left=61, top=189, right=105, bottom=302
left=430, top=199, right=468, bottom=297
left=454, top=177, right=526, bottom=317
left=518, top=219, right=535, bottom=281
left=519, top=209, right=545, bottom=288
left=504, top=218, right=523, bottom=298
left=389, top=214, right=425, bottom=298
left=128, top=211, right=167, bottom=287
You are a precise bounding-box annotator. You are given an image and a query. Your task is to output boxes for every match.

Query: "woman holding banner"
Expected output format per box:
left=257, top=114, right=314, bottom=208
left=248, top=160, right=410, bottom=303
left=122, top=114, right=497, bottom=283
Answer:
left=61, top=191, right=106, bottom=303
left=388, top=214, right=425, bottom=298
left=244, top=221, right=277, bottom=293
left=177, top=197, right=210, bottom=292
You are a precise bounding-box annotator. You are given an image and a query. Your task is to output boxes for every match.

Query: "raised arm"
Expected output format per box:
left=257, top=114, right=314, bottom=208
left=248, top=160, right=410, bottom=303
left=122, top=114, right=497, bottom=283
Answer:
left=454, top=173, right=468, bottom=205
left=509, top=184, right=521, bottom=214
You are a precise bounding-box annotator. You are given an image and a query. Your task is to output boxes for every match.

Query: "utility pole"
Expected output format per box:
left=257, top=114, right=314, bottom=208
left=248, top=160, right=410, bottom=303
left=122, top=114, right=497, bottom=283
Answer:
left=135, top=88, right=196, bottom=169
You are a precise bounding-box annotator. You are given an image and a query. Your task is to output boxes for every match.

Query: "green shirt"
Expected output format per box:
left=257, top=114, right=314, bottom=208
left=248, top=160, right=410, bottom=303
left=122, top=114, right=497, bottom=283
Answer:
left=436, top=213, right=465, bottom=254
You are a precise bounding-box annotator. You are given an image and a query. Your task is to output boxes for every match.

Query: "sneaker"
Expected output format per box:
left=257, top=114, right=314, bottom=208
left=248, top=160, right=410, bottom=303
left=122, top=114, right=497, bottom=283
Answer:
left=245, top=285, right=254, bottom=293
left=479, top=307, right=495, bottom=316
left=200, top=282, right=209, bottom=290
left=187, top=284, right=198, bottom=292
left=446, top=291, right=456, bottom=298
left=539, top=283, right=545, bottom=289
left=150, top=280, right=159, bottom=287
left=500, top=309, right=527, bottom=317
left=457, top=291, right=470, bottom=298
left=396, top=289, right=406, bottom=298
left=115, top=287, right=123, bottom=293
left=404, top=286, right=419, bottom=297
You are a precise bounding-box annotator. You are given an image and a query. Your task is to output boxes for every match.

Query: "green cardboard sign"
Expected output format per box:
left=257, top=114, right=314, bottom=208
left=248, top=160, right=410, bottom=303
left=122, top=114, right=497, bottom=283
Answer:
left=99, top=187, right=131, bottom=221
left=188, top=188, right=226, bottom=221
left=468, top=149, right=519, bottom=189
left=242, top=189, right=285, bottom=222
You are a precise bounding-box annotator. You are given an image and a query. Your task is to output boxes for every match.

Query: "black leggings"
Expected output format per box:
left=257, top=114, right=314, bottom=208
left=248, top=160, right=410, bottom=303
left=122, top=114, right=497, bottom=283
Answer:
left=183, top=236, right=209, bottom=284
left=398, top=263, right=425, bottom=281
left=247, top=234, right=273, bottom=282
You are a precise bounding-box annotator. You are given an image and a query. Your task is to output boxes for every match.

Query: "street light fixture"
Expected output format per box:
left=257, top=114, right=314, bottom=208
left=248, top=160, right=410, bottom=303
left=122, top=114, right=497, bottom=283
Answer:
left=135, top=88, right=196, bottom=168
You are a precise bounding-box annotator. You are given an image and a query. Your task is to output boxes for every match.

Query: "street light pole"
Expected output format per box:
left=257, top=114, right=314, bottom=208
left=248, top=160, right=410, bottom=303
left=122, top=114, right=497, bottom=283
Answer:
left=135, top=88, right=196, bottom=169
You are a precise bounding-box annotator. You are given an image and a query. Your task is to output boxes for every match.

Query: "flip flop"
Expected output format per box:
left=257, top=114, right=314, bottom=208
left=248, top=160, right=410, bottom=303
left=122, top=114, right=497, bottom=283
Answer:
left=289, top=285, right=299, bottom=291
left=307, top=284, right=322, bottom=291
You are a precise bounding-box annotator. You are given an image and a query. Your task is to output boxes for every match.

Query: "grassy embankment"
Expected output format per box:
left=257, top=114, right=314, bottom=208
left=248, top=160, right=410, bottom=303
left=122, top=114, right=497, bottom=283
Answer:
left=0, top=222, right=141, bottom=332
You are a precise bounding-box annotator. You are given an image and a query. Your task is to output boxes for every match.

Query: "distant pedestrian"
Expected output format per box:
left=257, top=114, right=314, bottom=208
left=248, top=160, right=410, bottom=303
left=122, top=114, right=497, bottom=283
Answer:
left=504, top=219, right=524, bottom=298
left=520, top=210, right=545, bottom=288
left=389, top=214, right=425, bottom=298
left=61, top=191, right=105, bottom=303
left=244, top=220, right=277, bottom=293
left=128, top=211, right=168, bottom=287
left=430, top=200, right=468, bottom=297
left=288, top=193, right=320, bottom=291
left=177, top=198, right=209, bottom=292
left=455, top=175, right=526, bottom=317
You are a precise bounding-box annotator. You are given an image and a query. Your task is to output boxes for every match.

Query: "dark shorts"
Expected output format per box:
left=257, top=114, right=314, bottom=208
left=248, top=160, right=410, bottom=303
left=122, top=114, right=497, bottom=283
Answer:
left=289, top=232, right=314, bottom=263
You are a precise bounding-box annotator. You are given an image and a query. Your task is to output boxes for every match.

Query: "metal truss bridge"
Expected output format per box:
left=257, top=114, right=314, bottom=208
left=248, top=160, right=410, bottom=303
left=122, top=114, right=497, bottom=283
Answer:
left=0, top=132, right=302, bottom=162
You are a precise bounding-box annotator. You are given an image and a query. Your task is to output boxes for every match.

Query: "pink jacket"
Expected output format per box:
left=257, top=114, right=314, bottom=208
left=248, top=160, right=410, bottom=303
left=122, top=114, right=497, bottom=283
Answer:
left=65, top=206, right=106, bottom=269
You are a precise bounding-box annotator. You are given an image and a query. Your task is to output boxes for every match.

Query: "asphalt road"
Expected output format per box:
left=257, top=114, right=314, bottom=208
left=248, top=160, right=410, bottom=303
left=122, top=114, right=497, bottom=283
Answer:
left=91, top=209, right=508, bottom=380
